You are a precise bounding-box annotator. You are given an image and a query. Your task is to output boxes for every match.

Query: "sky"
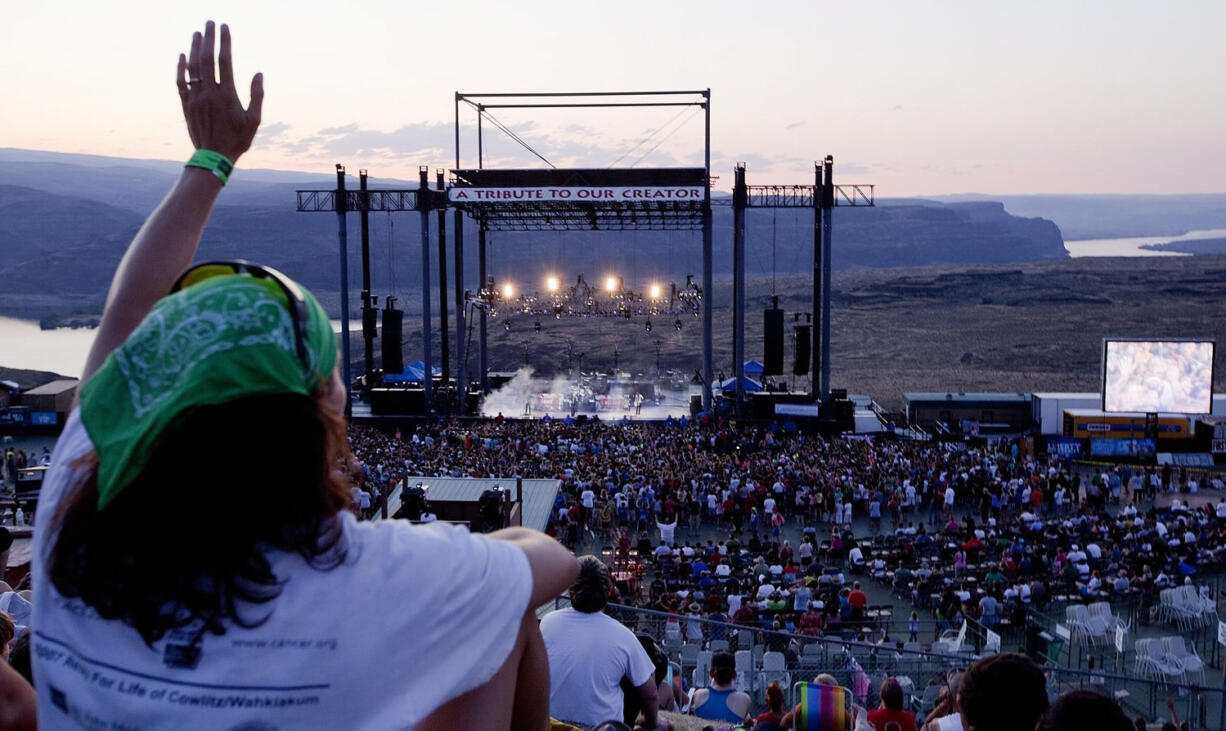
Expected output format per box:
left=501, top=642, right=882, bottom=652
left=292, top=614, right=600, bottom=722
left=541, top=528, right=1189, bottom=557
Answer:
left=4, top=0, right=1225, bottom=196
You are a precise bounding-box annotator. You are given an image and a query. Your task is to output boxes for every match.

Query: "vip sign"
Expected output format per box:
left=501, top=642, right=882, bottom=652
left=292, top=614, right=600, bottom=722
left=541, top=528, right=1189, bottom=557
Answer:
left=449, top=186, right=706, bottom=203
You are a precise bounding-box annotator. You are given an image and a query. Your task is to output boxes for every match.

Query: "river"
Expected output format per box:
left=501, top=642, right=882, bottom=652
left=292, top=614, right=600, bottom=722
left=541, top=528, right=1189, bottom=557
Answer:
left=1, top=317, right=362, bottom=378
left=1063, top=228, right=1226, bottom=257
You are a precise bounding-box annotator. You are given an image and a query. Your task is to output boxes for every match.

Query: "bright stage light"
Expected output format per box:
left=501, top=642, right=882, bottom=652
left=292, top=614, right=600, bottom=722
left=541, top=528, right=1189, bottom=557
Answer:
left=649, top=283, right=661, bottom=300
left=502, top=283, right=514, bottom=298
left=605, top=276, right=618, bottom=293
left=546, top=275, right=560, bottom=293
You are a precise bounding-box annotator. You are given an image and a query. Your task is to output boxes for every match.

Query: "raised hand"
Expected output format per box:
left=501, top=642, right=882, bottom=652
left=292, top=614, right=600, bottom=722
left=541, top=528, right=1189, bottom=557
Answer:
left=176, top=21, right=263, bottom=162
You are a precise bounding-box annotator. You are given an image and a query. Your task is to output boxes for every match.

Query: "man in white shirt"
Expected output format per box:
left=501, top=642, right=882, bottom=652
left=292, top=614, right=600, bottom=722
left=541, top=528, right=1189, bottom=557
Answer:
left=580, top=487, right=596, bottom=526
left=542, top=557, right=669, bottom=729
left=848, top=545, right=865, bottom=568
left=658, top=517, right=677, bottom=545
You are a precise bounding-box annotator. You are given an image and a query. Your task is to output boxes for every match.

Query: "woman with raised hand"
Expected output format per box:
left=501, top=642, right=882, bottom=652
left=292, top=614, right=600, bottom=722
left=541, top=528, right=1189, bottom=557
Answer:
left=31, top=21, right=576, bottom=730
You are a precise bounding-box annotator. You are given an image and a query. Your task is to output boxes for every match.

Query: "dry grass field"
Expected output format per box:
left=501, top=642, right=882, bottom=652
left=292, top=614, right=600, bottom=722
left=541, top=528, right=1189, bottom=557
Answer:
left=455, top=254, right=1226, bottom=410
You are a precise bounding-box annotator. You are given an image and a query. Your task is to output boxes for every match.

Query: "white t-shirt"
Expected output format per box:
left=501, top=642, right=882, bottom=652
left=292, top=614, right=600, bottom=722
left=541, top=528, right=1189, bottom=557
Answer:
left=33, top=410, right=533, bottom=730
left=581, top=490, right=596, bottom=509
left=658, top=519, right=676, bottom=544
left=540, top=608, right=655, bottom=727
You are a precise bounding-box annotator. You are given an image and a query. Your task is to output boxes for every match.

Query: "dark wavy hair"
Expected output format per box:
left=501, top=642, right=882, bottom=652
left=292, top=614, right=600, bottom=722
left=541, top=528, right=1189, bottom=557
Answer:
left=570, top=555, right=611, bottom=613
left=49, top=391, right=352, bottom=645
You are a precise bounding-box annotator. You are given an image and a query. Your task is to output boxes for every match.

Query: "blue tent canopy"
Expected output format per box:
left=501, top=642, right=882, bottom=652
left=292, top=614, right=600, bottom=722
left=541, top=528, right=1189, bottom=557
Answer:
left=743, top=359, right=765, bottom=376
left=720, top=375, right=763, bottom=392
left=382, top=360, right=442, bottom=383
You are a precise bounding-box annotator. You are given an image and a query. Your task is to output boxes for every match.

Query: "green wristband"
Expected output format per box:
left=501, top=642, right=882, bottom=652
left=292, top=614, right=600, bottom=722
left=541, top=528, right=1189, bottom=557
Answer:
left=185, top=149, right=235, bottom=185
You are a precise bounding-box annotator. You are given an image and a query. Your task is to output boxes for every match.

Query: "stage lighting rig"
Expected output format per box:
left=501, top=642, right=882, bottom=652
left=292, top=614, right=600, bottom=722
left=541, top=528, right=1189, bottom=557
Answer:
left=485, top=271, right=702, bottom=328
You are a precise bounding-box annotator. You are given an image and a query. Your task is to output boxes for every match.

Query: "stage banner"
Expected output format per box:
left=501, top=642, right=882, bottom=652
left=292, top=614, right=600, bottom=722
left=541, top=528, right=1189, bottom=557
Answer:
left=1045, top=436, right=1084, bottom=458
left=985, top=629, right=1001, bottom=653
left=449, top=186, right=706, bottom=203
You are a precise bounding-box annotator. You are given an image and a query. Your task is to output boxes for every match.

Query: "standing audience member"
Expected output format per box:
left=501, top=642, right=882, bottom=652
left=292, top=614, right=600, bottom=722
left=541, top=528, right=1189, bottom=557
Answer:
left=541, top=556, right=672, bottom=730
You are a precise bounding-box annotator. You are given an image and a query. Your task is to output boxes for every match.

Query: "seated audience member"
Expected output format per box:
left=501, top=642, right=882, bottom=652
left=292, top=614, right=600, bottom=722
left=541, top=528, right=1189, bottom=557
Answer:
left=868, top=677, right=916, bottom=731
left=691, top=651, right=751, bottom=724
left=0, top=655, right=35, bottom=731
left=754, top=681, right=788, bottom=730
left=781, top=674, right=877, bottom=731
left=1039, top=690, right=1131, bottom=731
left=924, top=671, right=964, bottom=731
left=30, top=22, right=577, bottom=730
left=0, top=611, right=14, bottom=661
left=957, top=653, right=1048, bottom=731
left=542, top=556, right=672, bottom=730
left=626, top=632, right=680, bottom=718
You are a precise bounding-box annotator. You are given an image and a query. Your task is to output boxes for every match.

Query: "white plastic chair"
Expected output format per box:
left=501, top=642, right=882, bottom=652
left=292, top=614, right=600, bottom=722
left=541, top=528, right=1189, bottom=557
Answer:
left=1163, top=636, right=1205, bottom=684
left=932, top=629, right=962, bottom=654
left=734, top=649, right=755, bottom=693
left=1088, top=602, right=1127, bottom=633
left=692, top=650, right=713, bottom=689
left=759, top=651, right=792, bottom=704
left=1134, top=638, right=1184, bottom=683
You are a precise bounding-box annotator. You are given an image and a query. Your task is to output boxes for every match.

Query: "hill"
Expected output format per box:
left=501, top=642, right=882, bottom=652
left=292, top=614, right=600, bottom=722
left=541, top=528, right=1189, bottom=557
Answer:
left=1, top=149, right=1070, bottom=320
left=934, top=193, right=1226, bottom=240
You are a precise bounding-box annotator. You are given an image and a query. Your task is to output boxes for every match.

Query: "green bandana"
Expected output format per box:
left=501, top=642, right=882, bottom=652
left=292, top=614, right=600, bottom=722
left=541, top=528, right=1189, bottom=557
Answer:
left=79, top=274, right=337, bottom=510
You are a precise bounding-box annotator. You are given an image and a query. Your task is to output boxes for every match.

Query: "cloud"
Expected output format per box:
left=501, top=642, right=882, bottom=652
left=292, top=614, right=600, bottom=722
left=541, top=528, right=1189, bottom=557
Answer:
left=889, top=104, right=903, bottom=112
left=268, top=116, right=704, bottom=171
left=256, top=121, right=291, bottom=142
left=835, top=161, right=879, bottom=176
left=271, top=121, right=455, bottom=162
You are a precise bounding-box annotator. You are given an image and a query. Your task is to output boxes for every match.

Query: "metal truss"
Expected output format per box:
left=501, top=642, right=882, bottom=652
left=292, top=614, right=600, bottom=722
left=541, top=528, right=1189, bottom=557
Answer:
left=711, top=184, right=875, bottom=208
left=459, top=200, right=705, bottom=231
left=295, top=189, right=420, bottom=213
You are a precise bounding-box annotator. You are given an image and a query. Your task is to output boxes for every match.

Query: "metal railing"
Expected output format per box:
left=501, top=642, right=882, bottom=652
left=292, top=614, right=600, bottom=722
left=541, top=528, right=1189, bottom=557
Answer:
left=548, top=601, right=1226, bottom=729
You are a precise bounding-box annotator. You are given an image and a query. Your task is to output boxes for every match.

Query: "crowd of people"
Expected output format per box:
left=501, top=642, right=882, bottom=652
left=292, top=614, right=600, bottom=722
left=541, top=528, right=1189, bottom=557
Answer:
left=4, top=17, right=1223, bottom=731
left=348, top=415, right=1224, bottom=628
left=541, top=552, right=1159, bottom=731
left=343, top=416, right=1225, bottom=728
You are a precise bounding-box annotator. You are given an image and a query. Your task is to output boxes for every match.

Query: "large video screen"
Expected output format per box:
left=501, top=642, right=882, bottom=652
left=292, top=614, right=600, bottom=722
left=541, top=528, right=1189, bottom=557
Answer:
left=1102, top=340, right=1214, bottom=414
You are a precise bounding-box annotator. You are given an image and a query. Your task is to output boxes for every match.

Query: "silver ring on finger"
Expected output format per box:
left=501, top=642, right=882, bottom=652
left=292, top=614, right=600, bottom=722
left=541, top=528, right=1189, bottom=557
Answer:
left=188, top=77, right=201, bottom=84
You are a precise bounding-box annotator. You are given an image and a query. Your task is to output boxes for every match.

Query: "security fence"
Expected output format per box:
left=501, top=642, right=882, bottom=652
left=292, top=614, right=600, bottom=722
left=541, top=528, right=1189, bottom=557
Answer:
left=553, top=601, right=1226, bottom=729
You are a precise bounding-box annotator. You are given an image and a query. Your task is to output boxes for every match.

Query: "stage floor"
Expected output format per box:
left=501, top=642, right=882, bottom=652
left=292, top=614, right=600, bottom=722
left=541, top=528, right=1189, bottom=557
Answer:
left=480, top=378, right=704, bottom=421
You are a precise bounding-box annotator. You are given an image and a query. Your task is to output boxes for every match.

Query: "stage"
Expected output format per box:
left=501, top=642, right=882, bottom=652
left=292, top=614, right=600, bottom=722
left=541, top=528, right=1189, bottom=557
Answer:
left=479, top=371, right=704, bottom=421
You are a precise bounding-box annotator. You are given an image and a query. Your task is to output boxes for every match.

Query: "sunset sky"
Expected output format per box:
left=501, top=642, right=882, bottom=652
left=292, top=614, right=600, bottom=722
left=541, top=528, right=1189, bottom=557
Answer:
left=5, top=0, right=1224, bottom=195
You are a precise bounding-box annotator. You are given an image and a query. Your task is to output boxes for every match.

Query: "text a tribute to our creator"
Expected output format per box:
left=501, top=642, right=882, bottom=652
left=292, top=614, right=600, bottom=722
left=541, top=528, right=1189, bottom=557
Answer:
left=448, top=186, right=706, bottom=202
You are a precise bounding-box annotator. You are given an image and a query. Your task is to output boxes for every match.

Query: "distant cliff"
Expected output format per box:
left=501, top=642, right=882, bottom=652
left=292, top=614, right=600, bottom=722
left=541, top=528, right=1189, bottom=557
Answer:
left=1, top=152, right=1068, bottom=319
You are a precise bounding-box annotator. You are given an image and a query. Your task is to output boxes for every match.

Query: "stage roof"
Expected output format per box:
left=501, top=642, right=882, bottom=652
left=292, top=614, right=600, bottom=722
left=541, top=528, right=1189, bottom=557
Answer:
left=383, top=476, right=562, bottom=532
left=450, top=167, right=708, bottom=232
